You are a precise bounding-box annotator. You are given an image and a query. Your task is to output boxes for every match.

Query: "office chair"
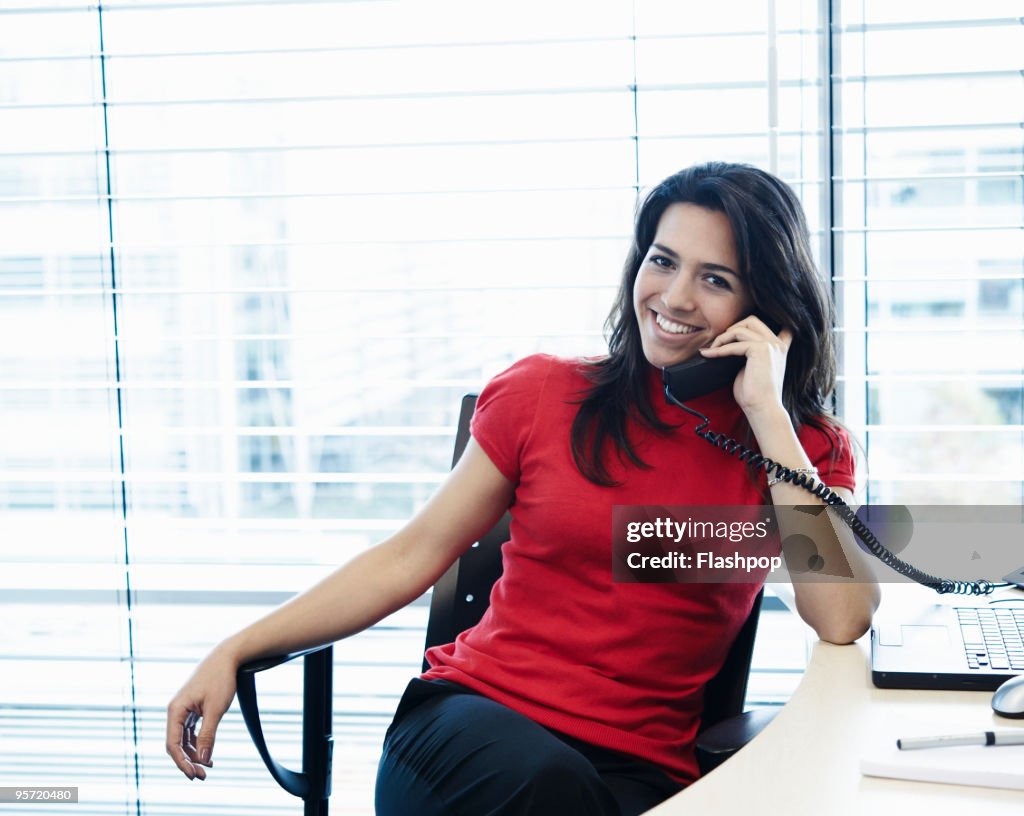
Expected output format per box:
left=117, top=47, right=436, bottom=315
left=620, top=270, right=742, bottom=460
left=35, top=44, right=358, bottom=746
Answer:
left=237, top=395, right=776, bottom=813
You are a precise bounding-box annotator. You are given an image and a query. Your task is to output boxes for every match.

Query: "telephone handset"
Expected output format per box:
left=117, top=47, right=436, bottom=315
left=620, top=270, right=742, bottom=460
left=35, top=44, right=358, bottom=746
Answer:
left=662, top=309, right=782, bottom=402
left=663, top=354, right=746, bottom=403
left=662, top=356, right=1004, bottom=596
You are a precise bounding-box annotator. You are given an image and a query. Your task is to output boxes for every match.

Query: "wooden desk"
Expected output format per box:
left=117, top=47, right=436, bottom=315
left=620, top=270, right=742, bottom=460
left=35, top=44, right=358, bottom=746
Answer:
left=647, top=638, right=1023, bottom=814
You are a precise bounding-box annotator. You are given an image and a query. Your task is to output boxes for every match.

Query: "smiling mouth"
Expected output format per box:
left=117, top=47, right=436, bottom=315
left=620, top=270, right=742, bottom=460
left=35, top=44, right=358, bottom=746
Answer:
left=654, top=312, right=701, bottom=335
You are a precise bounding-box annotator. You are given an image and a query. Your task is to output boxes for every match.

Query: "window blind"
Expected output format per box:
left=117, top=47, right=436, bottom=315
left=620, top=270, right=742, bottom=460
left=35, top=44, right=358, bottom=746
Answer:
left=829, top=0, right=1024, bottom=505
left=7, top=1, right=1016, bottom=813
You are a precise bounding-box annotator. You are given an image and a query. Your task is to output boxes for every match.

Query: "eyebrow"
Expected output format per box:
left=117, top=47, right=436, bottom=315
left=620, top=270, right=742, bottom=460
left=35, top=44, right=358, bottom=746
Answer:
left=651, top=243, right=741, bottom=279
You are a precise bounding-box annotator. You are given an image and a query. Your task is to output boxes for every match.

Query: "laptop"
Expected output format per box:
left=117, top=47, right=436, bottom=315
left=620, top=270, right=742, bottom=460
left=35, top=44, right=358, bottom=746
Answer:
left=871, top=602, right=1024, bottom=691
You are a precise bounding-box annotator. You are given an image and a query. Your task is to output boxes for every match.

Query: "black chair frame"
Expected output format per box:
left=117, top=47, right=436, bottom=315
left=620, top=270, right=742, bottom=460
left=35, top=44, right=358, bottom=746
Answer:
left=236, top=646, right=333, bottom=816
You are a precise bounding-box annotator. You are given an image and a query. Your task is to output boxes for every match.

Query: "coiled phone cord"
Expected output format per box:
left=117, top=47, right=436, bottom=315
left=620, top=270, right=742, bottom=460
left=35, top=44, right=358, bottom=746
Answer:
left=665, top=387, right=1005, bottom=596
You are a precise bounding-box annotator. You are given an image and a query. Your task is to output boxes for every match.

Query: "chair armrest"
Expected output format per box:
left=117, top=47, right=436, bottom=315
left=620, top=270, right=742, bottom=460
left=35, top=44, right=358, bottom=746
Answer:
left=236, top=644, right=334, bottom=804
left=695, top=708, right=778, bottom=775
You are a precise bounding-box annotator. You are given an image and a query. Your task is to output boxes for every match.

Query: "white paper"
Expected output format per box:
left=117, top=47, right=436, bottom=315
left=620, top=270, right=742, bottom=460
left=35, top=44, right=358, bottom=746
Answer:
left=860, top=736, right=1024, bottom=791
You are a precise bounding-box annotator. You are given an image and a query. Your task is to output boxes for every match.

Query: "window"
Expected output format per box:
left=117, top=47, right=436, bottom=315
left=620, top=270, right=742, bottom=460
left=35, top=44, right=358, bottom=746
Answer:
left=1, top=2, right=1019, bottom=813
left=830, top=0, right=1023, bottom=505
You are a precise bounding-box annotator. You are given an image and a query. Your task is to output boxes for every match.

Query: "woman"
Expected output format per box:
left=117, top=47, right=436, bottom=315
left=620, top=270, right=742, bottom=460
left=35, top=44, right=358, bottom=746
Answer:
left=167, top=162, right=879, bottom=815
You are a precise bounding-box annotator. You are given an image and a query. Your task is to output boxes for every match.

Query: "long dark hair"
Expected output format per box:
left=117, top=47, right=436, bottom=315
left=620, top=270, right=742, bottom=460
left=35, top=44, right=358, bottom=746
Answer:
left=570, top=161, right=839, bottom=485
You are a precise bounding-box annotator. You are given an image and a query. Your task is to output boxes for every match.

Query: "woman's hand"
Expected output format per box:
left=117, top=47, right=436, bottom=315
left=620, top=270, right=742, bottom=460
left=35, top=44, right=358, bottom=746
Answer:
left=165, top=643, right=240, bottom=781
left=699, top=316, right=791, bottom=421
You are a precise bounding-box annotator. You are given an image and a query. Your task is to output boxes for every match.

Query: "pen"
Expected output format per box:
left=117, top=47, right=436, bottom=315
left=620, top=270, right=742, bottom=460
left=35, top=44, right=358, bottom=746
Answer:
left=897, top=731, right=1024, bottom=750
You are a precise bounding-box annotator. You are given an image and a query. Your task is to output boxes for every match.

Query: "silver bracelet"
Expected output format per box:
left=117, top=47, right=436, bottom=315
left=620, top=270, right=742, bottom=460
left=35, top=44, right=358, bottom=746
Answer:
left=767, top=467, right=818, bottom=488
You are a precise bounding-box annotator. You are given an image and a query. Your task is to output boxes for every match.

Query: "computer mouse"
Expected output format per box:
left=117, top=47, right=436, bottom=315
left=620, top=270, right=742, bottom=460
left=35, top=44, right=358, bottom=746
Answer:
left=992, top=675, right=1024, bottom=718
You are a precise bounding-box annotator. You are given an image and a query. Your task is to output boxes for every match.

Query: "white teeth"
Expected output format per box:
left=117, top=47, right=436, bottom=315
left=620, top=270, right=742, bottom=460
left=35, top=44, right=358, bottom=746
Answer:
left=655, top=313, right=699, bottom=335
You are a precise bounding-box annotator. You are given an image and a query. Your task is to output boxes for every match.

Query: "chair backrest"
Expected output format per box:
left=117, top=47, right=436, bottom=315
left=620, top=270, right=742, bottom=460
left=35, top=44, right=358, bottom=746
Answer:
left=422, top=394, right=763, bottom=733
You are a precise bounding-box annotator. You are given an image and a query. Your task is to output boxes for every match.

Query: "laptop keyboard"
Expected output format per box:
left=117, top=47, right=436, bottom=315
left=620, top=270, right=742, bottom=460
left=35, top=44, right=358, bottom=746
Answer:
left=957, top=607, right=1024, bottom=671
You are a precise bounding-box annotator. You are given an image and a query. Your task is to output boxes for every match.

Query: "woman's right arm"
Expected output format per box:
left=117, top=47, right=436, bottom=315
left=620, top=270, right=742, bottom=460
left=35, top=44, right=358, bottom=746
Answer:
left=165, top=438, right=515, bottom=780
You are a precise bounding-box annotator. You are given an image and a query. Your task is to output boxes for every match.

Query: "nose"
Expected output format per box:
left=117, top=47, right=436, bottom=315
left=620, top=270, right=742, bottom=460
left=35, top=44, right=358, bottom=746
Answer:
left=661, top=269, right=696, bottom=313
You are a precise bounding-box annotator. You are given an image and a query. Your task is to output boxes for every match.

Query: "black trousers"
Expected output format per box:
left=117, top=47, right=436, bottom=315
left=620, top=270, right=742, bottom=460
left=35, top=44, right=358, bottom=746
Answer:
left=375, top=678, right=684, bottom=816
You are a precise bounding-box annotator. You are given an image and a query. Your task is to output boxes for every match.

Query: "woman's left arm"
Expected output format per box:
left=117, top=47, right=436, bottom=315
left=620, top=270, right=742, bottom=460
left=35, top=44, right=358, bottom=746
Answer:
left=702, top=318, right=880, bottom=644
left=744, top=407, right=880, bottom=644
left=787, top=488, right=881, bottom=645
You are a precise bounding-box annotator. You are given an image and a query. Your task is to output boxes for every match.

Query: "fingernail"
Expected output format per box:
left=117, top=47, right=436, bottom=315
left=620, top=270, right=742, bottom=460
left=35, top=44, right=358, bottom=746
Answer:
left=199, top=748, right=211, bottom=764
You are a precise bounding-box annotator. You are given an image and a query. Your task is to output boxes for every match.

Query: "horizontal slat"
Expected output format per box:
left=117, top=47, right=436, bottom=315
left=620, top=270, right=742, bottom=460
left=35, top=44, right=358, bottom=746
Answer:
left=0, top=0, right=387, bottom=12
left=837, top=120, right=1022, bottom=134
left=0, top=284, right=619, bottom=297
left=2, top=120, right=1013, bottom=157
left=0, top=470, right=448, bottom=483
left=1, top=182, right=629, bottom=204
left=0, top=129, right=820, bottom=158
left=0, top=76, right=832, bottom=111
left=835, top=324, right=1024, bottom=332
left=0, top=588, right=431, bottom=605
left=0, top=135, right=638, bottom=157
left=834, top=172, right=1022, bottom=183
left=9, top=173, right=1019, bottom=205
left=834, top=275, right=1023, bottom=283
left=0, top=234, right=632, bottom=251
left=4, top=9, right=1017, bottom=49
left=110, top=425, right=457, bottom=436
left=859, top=474, right=1023, bottom=482
left=834, top=224, right=1024, bottom=233
left=0, top=517, right=406, bottom=533
left=3, top=187, right=1014, bottom=208
left=0, top=34, right=647, bottom=63
left=0, top=2, right=93, bottom=12
left=835, top=69, right=1021, bottom=83
left=13, top=72, right=1017, bottom=114
left=834, top=17, right=1023, bottom=33
left=836, top=373, right=1024, bottom=382
left=0, top=29, right=779, bottom=63
left=863, top=424, right=1024, bottom=432
left=0, top=127, right=831, bottom=158
left=0, top=378, right=482, bottom=389
left=0, top=24, right=840, bottom=62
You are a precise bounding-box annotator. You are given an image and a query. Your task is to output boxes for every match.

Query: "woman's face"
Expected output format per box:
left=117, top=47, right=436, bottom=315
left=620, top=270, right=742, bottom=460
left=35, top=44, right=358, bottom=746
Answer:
left=632, top=202, right=754, bottom=369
